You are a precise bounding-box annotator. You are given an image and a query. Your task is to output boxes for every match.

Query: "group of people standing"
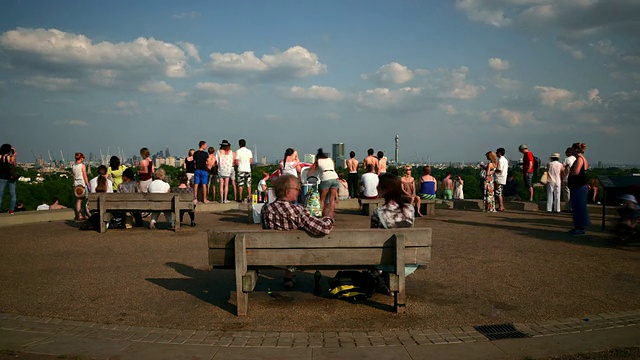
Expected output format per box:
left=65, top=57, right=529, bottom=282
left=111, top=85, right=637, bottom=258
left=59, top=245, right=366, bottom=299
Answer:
left=482, top=147, right=510, bottom=212
left=183, top=139, right=254, bottom=204
left=516, top=142, right=591, bottom=236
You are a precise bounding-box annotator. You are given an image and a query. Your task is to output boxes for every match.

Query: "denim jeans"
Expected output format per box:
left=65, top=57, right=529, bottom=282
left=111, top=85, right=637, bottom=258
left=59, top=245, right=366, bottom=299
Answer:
left=0, top=179, right=16, bottom=211
left=570, top=185, right=590, bottom=229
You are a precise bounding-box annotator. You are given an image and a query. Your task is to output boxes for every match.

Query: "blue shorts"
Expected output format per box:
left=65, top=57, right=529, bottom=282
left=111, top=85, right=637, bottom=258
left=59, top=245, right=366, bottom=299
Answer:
left=193, top=169, right=209, bottom=185
left=319, top=179, right=340, bottom=190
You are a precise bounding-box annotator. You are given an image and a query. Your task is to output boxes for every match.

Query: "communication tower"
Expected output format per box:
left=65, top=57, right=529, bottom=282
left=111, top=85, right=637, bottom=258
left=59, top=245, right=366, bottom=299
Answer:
left=395, top=134, right=399, bottom=164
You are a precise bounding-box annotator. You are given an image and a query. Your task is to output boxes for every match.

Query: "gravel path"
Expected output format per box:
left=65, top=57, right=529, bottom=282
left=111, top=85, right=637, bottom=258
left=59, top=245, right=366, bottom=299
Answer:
left=0, top=208, right=638, bottom=332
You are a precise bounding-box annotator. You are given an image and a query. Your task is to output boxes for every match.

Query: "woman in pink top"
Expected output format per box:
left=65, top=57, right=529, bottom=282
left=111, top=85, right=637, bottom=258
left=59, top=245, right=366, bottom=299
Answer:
left=138, top=147, right=155, bottom=193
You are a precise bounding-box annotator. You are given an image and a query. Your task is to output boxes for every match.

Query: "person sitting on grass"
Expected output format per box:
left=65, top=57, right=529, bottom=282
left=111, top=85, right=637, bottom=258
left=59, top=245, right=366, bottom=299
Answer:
left=49, top=197, right=67, bottom=210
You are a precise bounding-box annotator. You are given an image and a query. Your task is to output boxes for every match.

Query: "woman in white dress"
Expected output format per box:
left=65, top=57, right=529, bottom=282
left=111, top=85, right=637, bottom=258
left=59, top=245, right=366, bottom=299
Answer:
left=215, top=140, right=235, bottom=203
left=453, top=175, right=464, bottom=200
left=72, top=152, right=90, bottom=220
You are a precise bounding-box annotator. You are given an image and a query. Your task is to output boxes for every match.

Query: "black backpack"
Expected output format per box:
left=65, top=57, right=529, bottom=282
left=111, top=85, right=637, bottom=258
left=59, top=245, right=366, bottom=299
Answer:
left=533, top=155, right=542, bottom=177
left=328, top=270, right=381, bottom=301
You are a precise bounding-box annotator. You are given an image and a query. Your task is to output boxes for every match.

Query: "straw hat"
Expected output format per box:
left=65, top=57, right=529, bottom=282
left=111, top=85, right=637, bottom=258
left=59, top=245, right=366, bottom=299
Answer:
left=551, top=153, right=560, bottom=158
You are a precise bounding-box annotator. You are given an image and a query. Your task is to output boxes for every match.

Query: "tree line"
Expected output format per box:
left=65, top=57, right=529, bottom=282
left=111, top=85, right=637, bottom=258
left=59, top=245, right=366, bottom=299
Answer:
left=2, top=164, right=636, bottom=212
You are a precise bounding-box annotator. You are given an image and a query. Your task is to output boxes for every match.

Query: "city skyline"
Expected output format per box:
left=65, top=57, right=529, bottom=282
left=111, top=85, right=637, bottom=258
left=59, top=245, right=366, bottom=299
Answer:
left=1, top=1, right=640, bottom=165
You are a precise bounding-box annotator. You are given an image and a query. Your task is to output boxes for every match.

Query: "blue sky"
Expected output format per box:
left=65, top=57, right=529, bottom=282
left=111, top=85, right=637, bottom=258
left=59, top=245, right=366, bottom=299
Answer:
left=1, top=0, right=639, bottom=165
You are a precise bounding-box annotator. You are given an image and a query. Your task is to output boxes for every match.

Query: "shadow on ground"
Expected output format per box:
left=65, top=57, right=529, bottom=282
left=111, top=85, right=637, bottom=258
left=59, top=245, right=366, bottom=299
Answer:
left=147, top=262, right=396, bottom=315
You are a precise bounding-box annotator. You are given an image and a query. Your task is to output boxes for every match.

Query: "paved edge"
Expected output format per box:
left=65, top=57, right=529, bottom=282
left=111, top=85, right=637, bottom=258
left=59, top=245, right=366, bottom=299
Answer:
left=1, top=310, right=639, bottom=349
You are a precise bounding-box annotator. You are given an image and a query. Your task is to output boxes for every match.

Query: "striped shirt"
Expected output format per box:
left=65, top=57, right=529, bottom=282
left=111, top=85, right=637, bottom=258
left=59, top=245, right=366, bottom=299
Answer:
left=261, top=200, right=334, bottom=235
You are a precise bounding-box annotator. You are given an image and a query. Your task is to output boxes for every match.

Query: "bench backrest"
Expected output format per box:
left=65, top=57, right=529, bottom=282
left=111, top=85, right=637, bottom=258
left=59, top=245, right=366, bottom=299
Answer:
left=87, top=193, right=194, bottom=211
left=208, top=228, right=431, bottom=268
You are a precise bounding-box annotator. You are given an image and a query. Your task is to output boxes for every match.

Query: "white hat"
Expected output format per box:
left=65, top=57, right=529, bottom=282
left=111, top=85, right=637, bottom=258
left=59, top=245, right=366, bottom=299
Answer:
left=618, top=194, right=638, bottom=205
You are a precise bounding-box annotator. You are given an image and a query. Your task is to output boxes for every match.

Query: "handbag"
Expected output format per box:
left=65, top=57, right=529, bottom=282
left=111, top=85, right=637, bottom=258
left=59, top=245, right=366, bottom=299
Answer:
left=540, top=171, right=549, bottom=185
left=74, top=185, right=87, bottom=198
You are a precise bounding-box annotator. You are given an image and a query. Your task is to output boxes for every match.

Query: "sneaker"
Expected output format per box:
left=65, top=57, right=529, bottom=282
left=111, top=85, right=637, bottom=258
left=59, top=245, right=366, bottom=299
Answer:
left=8, top=210, right=14, bottom=215
left=150, top=221, right=156, bottom=229
left=570, top=229, right=586, bottom=236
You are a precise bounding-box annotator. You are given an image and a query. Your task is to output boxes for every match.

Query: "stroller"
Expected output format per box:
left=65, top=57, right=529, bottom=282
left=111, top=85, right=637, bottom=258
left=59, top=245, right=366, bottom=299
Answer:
left=302, top=175, right=322, bottom=217
left=610, top=194, right=640, bottom=246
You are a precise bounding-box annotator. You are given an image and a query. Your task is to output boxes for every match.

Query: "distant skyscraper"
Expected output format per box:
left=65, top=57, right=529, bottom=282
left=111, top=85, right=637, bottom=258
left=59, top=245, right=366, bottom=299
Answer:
left=332, top=143, right=345, bottom=168
left=165, top=147, right=170, bottom=158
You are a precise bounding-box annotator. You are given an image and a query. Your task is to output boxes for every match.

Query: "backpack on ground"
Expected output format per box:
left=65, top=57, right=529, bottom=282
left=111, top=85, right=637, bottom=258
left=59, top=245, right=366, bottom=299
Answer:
left=328, top=270, right=380, bottom=301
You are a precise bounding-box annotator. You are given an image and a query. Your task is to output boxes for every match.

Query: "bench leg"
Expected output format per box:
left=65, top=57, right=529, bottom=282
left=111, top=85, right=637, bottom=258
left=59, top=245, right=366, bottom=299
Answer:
left=172, top=195, right=180, bottom=232
left=394, top=234, right=406, bottom=314
left=98, top=194, right=106, bottom=233
left=234, top=234, right=249, bottom=316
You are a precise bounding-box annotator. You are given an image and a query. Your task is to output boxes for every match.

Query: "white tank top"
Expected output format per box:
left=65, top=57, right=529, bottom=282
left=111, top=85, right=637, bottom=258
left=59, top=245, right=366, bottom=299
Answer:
left=72, top=163, right=85, bottom=186
left=317, top=158, right=338, bottom=181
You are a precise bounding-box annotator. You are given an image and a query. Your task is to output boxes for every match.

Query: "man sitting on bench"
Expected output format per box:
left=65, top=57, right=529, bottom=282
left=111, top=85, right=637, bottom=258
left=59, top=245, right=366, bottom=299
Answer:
left=261, top=174, right=334, bottom=288
left=359, top=164, right=379, bottom=199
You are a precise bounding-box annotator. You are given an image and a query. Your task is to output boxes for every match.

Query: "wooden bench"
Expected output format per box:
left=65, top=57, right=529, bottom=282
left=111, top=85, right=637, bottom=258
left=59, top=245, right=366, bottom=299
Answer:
left=359, top=198, right=384, bottom=216
left=208, top=228, right=432, bottom=316
left=419, top=200, right=436, bottom=215
left=87, top=193, right=195, bottom=233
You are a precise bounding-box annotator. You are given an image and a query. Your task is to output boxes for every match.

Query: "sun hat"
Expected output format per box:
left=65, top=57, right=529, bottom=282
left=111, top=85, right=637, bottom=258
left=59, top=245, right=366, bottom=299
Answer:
left=518, top=144, right=528, bottom=151
left=618, top=194, right=638, bottom=205
left=74, top=185, right=86, bottom=198
left=551, top=153, right=560, bottom=158
left=220, top=140, right=231, bottom=146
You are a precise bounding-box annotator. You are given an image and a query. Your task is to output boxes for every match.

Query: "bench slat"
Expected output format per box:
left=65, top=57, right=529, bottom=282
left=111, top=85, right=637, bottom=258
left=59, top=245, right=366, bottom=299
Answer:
left=208, top=229, right=432, bottom=249
left=87, top=193, right=194, bottom=201
left=208, top=247, right=430, bottom=267
left=87, top=202, right=194, bottom=211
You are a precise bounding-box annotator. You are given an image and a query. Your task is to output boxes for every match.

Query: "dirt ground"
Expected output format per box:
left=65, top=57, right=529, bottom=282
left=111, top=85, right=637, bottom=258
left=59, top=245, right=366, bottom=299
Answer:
left=0, top=207, right=638, bottom=333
